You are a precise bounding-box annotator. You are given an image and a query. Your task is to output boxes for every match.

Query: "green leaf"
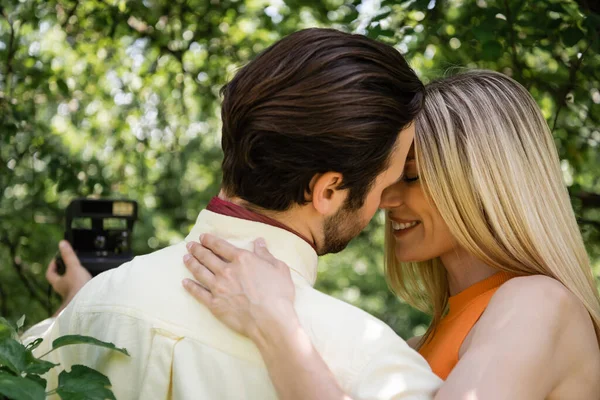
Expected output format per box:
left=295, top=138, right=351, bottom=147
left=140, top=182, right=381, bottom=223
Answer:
left=372, top=10, right=392, bottom=22
left=561, top=27, right=583, bottom=47
left=0, top=338, right=28, bottom=375
left=481, top=41, right=504, bottom=61
left=25, top=339, right=43, bottom=352
left=473, top=25, right=496, bottom=43
left=0, top=319, right=17, bottom=341
left=0, top=371, right=45, bottom=400
left=24, top=374, right=47, bottom=392
left=51, top=335, right=130, bottom=357
left=16, top=316, right=25, bottom=331
left=56, top=365, right=116, bottom=400
left=56, top=79, right=70, bottom=97
left=23, top=353, right=58, bottom=376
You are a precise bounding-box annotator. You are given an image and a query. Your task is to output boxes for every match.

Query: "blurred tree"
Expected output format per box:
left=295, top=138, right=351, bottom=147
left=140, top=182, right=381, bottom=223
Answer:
left=0, top=0, right=598, bottom=339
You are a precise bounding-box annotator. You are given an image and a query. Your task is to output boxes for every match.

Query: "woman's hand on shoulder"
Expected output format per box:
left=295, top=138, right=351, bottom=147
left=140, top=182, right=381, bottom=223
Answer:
left=437, top=275, right=599, bottom=400
left=182, top=234, right=299, bottom=344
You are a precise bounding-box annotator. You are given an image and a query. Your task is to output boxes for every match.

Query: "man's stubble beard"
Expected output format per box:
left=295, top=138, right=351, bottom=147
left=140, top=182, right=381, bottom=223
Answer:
left=318, top=203, right=365, bottom=256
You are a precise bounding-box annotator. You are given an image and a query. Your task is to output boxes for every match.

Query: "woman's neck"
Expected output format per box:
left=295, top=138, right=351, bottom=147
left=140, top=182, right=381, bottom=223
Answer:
left=440, top=248, right=498, bottom=296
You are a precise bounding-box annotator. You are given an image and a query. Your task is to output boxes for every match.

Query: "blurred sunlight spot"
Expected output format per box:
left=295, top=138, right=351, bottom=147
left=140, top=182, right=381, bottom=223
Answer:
left=353, top=260, right=368, bottom=275
left=591, top=88, right=600, bottom=104
left=58, top=103, right=69, bottom=116
left=239, top=20, right=257, bottom=34
left=496, top=13, right=507, bottom=20
left=190, top=42, right=202, bottom=53
left=561, top=159, right=574, bottom=186
left=148, top=237, right=159, bottom=249
left=449, top=38, right=461, bottom=49
left=355, top=0, right=381, bottom=33
left=342, top=286, right=361, bottom=302
left=427, top=0, right=436, bottom=10
left=197, top=72, right=208, bottom=82
left=412, top=324, right=427, bottom=337
left=424, top=44, right=436, bottom=60
left=28, top=41, right=40, bottom=56
left=144, top=195, right=157, bottom=209
left=265, top=0, right=285, bottom=24
left=115, top=92, right=133, bottom=106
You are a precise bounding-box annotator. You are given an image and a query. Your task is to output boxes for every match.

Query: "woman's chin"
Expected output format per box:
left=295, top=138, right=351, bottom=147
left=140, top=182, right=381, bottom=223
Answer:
left=394, top=248, right=429, bottom=263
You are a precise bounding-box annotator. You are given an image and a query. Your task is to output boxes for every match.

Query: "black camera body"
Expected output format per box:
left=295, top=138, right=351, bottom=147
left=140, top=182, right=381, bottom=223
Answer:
left=57, top=198, right=138, bottom=277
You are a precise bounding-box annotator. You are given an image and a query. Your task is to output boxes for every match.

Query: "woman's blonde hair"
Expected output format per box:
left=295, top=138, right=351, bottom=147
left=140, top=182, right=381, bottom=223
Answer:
left=385, top=70, right=600, bottom=346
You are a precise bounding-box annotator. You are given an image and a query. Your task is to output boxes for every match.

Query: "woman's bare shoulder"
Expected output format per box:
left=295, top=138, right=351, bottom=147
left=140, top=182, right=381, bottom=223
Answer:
left=478, top=274, right=599, bottom=393
left=489, top=274, right=589, bottom=322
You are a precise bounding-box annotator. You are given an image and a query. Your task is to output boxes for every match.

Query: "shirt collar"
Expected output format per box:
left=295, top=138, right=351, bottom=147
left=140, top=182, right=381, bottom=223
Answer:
left=185, top=210, right=319, bottom=286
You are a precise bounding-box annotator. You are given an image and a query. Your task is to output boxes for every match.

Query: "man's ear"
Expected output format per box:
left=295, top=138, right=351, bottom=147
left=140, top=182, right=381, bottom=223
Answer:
left=307, top=172, right=347, bottom=217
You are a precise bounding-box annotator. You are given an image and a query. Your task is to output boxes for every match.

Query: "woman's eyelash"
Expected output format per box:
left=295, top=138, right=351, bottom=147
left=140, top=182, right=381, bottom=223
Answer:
left=403, top=175, right=419, bottom=182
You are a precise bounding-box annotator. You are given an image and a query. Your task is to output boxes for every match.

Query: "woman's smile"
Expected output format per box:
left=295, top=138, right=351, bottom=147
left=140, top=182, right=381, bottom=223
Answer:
left=390, top=218, right=421, bottom=237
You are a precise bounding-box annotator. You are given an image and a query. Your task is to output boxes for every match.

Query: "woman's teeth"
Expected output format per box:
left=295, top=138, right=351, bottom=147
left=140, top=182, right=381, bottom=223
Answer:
left=392, top=221, right=419, bottom=231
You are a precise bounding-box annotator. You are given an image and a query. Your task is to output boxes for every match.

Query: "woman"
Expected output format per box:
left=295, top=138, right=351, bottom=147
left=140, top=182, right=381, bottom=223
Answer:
left=182, top=70, right=600, bottom=399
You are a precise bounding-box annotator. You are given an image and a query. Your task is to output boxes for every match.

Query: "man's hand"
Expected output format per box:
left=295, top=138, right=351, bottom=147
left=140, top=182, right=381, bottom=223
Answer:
left=46, top=240, right=92, bottom=316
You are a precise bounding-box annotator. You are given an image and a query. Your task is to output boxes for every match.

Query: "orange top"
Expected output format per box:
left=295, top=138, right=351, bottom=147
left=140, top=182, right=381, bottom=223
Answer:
left=418, top=271, right=517, bottom=380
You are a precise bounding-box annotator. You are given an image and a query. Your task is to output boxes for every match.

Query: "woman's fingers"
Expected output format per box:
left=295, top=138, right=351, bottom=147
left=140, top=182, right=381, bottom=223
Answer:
left=253, top=238, right=279, bottom=265
left=183, top=254, right=216, bottom=290
left=183, top=279, right=213, bottom=307
left=186, top=241, right=227, bottom=274
left=199, top=233, right=242, bottom=262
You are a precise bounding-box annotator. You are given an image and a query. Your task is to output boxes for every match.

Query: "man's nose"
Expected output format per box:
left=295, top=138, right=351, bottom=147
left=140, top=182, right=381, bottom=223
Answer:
left=380, top=183, right=403, bottom=210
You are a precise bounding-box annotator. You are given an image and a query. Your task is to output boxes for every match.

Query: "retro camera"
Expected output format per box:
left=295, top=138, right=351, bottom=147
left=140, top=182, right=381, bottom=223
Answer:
left=56, top=198, right=138, bottom=276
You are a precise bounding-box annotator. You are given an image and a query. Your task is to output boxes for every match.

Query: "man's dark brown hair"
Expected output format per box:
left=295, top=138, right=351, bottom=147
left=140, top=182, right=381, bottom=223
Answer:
left=220, top=28, right=424, bottom=211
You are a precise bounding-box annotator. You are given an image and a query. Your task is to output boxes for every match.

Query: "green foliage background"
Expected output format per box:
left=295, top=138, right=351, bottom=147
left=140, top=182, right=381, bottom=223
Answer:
left=1, top=0, right=599, bottom=339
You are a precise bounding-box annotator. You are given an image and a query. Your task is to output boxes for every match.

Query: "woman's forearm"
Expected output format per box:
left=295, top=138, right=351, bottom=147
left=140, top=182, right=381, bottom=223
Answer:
left=251, top=305, right=353, bottom=400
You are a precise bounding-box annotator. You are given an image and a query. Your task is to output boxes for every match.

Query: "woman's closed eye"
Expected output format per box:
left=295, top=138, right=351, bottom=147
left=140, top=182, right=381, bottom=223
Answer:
left=402, top=174, right=419, bottom=183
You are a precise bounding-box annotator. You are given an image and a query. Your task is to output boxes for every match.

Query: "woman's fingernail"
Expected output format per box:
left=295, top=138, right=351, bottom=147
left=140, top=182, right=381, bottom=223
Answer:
left=186, top=242, right=193, bottom=250
left=183, top=254, right=191, bottom=263
left=182, top=279, right=191, bottom=288
left=256, top=238, right=266, bottom=247
left=199, top=234, right=204, bottom=243
left=59, top=240, right=68, bottom=249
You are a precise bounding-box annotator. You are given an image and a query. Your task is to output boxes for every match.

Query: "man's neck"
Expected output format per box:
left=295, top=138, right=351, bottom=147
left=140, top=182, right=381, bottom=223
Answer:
left=217, top=192, right=317, bottom=248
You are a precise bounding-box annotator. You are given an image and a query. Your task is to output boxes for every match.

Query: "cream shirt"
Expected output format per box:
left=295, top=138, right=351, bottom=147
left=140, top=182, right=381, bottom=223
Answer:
left=29, top=210, right=441, bottom=399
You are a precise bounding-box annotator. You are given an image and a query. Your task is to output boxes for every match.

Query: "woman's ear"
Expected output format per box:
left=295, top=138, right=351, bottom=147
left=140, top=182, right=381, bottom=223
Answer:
left=307, top=172, right=347, bottom=217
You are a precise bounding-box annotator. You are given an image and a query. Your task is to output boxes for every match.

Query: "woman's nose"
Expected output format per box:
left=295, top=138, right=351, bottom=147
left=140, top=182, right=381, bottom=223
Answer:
left=380, top=183, right=403, bottom=210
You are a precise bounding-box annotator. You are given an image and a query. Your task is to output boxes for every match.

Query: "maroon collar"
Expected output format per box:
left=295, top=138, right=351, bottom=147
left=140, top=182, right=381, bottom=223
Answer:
left=206, top=197, right=317, bottom=251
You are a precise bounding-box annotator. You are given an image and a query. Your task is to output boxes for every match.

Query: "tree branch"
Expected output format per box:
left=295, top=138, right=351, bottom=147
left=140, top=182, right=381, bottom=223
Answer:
left=0, top=281, right=7, bottom=317
left=502, top=0, right=522, bottom=81
left=0, top=234, right=51, bottom=312
left=1, top=9, right=16, bottom=98
left=552, top=42, right=592, bottom=132
left=578, top=218, right=600, bottom=231
left=573, top=190, right=600, bottom=209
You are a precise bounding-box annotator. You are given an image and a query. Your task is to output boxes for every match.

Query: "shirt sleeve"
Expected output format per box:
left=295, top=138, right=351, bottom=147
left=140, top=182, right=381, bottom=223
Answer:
left=350, top=330, right=442, bottom=400
left=21, top=317, right=56, bottom=346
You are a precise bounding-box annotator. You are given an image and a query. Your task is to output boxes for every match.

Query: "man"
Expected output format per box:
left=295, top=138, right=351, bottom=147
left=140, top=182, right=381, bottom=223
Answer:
left=31, top=28, right=441, bottom=399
